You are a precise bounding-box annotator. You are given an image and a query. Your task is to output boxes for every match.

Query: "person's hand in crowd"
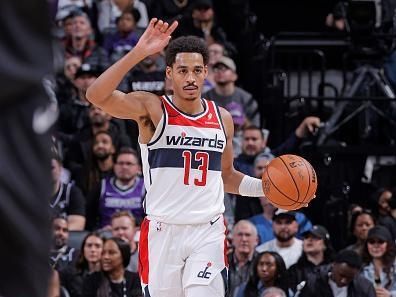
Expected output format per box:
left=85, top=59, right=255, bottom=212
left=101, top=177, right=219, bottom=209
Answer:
left=375, top=287, right=391, bottom=297
left=325, top=13, right=346, bottom=31
left=295, top=116, right=321, bottom=138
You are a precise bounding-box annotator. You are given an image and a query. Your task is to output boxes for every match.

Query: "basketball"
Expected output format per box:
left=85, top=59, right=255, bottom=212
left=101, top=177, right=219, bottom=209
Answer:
left=262, top=154, right=317, bottom=210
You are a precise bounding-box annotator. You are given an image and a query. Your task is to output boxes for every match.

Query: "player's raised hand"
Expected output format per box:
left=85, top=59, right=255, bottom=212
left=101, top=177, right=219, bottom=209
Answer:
left=135, top=18, right=178, bottom=56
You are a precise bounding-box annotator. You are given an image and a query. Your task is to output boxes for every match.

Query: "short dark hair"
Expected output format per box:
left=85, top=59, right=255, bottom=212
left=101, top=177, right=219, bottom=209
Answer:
left=334, top=249, right=362, bottom=269
left=243, top=125, right=265, bottom=139
left=165, top=36, right=209, bottom=67
left=115, top=147, right=139, bottom=164
left=105, top=237, right=131, bottom=268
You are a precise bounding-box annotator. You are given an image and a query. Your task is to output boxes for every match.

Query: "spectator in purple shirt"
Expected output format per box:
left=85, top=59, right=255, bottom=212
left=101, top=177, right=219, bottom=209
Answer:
left=103, top=7, right=140, bottom=63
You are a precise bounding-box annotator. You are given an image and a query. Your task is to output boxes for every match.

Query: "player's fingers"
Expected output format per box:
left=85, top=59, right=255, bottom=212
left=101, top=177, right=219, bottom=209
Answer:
left=149, top=18, right=158, bottom=28
left=167, top=20, right=179, bottom=35
left=160, top=22, right=169, bottom=33
left=155, top=19, right=164, bottom=30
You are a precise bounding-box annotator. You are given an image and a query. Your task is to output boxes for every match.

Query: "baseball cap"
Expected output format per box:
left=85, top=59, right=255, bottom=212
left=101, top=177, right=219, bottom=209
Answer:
left=272, top=209, right=296, bottom=221
left=367, top=225, right=392, bottom=242
left=213, top=56, right=236, bottom=72
left=226, top=102, right=245, bottom=126
left=303, top=225, right=330, bottom=240
left=193, top=0, right=213, bottom=10
left=75, top=63, right=102, bottom=78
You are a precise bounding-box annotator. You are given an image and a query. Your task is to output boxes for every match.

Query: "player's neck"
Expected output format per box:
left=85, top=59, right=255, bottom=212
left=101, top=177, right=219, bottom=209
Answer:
left=172, top=95, right=204, bottom=115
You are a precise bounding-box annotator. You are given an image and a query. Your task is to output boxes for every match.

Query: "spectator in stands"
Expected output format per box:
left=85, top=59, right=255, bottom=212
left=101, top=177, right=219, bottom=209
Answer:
left=262, top=287, right=287, bottom=297
left=228, top=220, right=259, bottom=296
left=174, top=0, right=236, bottom=56
left=56, top=56, right=82, bottom=105
left=256, top=210, right=303, bottom=269
left=345, top=209, right=375, bottom=256
left=76, top=131, right=115, bottom=195
left=204, top=56, right=259, bottom=126
left=234, top=116, right=321, bottom=178
left=50, top=215, right=78, bottom=273
left=206, top=42, right=226, bottom=90
left=371, top=188, right=396, bottom=241
left=128, top=53, right=166, bottom=95
left=65, top=104, right=131, bottom=172
left=51, top=151, right=86, bottom=230
left=234, top=251, right=289, bottom=297
left=63, top=10, right=108, bottom=68
left=96, top=0, right=148, bottom=34
left=361, top=226, right=396, bottom=296
left=57, top=63, right=101, bottom=146
left=288, top=225, right=335, bottom=294
left=103, top=7, right=140, bottom=63
left=147, top=0, right=196, bottom=23
left=300, top=250, right=376, bottom=297
left=86, top=147, right=145, bottom=229
left=111, top=211, right=139, bottom=273
left=226, top=102, right=248, bottom=157
left=82, top=237, right=142, bottom=296
left=61, top=232, right=104, bottom=297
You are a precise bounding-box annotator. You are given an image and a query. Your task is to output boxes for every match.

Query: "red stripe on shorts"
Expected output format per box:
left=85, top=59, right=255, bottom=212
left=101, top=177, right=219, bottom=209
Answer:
left=138, top=218, right=150, bottom=284
left=223, top=218, right=229, bottom=267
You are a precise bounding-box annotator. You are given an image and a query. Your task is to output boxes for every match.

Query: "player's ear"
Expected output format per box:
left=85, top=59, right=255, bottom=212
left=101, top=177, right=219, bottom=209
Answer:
left=165, top=66, right=172, bottom=79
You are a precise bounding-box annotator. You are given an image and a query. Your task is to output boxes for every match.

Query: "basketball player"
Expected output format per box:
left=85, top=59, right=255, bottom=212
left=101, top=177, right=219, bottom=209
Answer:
left=86, top=19, right=265, bottom=297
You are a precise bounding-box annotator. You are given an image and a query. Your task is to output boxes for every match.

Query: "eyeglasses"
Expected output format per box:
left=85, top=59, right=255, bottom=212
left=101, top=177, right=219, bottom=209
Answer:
left=116, top=162, right=137, bottom=166
left=367, top=239, right=386, bottom=245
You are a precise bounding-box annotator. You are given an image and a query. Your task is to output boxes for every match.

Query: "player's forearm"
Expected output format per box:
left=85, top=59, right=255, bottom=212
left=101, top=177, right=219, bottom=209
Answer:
left=86, top=47, right=146, bottom=105
left=223, top=169, right=245, bottom=194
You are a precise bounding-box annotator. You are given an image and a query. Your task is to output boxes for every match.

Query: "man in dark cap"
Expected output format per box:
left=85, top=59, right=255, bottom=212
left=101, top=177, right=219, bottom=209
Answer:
left=301, top=250, right=376, bottom=297
left=288, top=225, right=335, bottom=292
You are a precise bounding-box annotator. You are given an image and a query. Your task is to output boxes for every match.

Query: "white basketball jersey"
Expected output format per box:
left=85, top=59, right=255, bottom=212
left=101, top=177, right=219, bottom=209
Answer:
left=139, top=95, right=227, bottom=224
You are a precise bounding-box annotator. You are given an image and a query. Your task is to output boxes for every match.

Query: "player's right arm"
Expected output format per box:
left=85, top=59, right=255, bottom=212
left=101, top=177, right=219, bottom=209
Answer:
left=86, top=18, right=178, bottom=121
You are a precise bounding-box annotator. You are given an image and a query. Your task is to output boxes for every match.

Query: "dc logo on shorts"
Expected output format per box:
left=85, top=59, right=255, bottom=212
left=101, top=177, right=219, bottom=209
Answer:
left=197, top=262, right=212, bottom=279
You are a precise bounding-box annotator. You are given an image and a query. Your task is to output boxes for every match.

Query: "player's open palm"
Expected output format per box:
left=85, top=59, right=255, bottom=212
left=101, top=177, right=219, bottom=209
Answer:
left=137, top=18, right=178, bottom=56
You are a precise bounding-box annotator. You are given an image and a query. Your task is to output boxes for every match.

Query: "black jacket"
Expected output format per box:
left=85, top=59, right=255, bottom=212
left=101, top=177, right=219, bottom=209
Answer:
left=300, top=265, right=375, bottom=297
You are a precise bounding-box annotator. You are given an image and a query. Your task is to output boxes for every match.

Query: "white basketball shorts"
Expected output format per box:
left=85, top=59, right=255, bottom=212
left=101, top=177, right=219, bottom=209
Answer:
left=138, top=215, right=228, bottom=297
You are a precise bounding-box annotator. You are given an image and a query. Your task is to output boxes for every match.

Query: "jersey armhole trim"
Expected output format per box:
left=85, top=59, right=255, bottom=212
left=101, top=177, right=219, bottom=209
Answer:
left=214, top=102, right=228, bottom=143
left=147, top=100, right=167, bottom=147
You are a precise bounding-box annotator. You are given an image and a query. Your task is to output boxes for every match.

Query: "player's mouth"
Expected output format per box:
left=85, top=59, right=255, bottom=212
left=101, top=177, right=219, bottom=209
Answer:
left=183, top=85, right=198, bottom=90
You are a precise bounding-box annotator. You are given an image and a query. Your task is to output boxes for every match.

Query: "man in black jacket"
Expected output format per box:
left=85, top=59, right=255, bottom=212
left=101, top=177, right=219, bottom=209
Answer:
left=300, top=250, right=375, bottom=297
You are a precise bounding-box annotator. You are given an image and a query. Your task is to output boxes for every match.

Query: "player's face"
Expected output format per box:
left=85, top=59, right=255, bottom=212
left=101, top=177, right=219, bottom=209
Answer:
left=367, top=237, right=388, bottom=258
left=111, top=216, right=135, bottom=243
left=353, top=214, right=374, bottom=241
left=166, top=53, right=207, bottom=102
left=257, top=253, right=277, bottom=283
left=273, top=217, right=298, bottom=242
left=232, top=223, right=258, bottom=255
left=331, top=263, right=358, bottom=287
left=242, top=130, right=266, bottom=156
left=303, top=234, right=325, bottom=254
left=101, top=240, right=124, bottom=272
left=52, top=218, right=69, bottom=248
left=84, top=235, right=103, bottom=264
left=114, top=153, right=140, bottom=182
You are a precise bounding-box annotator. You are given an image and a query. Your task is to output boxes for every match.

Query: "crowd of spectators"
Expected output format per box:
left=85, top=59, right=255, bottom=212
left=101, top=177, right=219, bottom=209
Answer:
left=43, top=0, right=396, bottom=296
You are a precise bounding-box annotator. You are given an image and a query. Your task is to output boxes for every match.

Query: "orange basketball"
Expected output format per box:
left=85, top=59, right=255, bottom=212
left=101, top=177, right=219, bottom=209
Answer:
left=262, top=154, right=317, bottom=210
